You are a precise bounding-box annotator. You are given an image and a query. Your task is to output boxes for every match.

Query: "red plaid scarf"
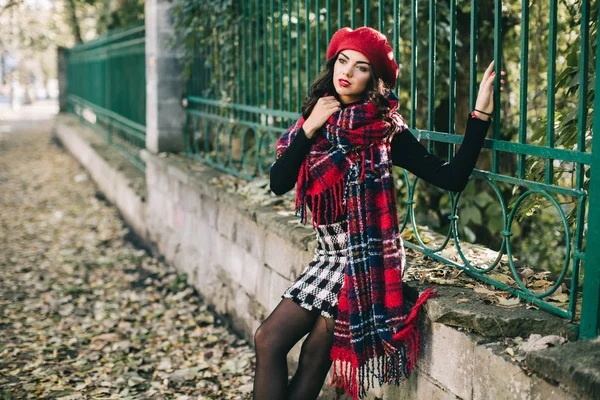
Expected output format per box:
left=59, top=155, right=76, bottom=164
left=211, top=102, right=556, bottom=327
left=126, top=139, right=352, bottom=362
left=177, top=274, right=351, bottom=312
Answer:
left=275, top=92, right=437, bottom=399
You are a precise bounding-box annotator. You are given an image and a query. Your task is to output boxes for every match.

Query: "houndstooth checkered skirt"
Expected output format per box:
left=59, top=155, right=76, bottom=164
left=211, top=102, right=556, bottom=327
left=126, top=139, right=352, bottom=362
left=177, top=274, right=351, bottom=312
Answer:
left=282, top=220, right=348, bottom=319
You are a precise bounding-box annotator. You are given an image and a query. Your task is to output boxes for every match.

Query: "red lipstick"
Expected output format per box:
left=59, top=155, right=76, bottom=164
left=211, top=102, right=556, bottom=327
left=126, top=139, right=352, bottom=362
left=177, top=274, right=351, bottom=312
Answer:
left=338, top=79, right=351, bottom=87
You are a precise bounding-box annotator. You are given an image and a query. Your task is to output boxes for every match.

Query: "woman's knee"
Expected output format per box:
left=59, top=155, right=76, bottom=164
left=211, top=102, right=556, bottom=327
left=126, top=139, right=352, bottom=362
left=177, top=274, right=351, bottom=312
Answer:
left=254, top=323, right=270, bottom=353
left=254, top=321, right=288, bottom=356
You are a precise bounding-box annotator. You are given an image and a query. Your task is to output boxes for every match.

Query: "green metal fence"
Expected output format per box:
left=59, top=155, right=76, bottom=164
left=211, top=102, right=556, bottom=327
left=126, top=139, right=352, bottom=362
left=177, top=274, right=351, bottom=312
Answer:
left=183, top=0, right=599, bottom=339
left=66, top=22, right=146, bottom=171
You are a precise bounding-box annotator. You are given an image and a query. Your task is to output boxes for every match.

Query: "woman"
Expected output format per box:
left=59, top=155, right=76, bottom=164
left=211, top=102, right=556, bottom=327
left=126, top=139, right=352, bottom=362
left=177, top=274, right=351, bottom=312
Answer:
left=253, top=27, right=505, bottom=400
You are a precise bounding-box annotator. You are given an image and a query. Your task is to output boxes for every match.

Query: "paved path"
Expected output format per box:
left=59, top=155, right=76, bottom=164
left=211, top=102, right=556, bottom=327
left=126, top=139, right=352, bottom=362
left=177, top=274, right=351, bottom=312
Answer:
left=0, top=103, right=254, bottom=399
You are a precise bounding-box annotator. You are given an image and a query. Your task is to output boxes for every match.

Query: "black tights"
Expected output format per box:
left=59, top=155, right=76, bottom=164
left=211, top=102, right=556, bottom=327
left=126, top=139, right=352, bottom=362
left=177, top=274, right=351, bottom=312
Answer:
left=253, top=299, right=335, bottom=400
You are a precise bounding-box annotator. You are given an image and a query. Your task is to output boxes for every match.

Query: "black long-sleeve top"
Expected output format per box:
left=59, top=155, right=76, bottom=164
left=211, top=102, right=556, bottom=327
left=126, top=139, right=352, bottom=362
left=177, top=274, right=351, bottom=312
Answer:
left=270, top=114, right=491, bottom=198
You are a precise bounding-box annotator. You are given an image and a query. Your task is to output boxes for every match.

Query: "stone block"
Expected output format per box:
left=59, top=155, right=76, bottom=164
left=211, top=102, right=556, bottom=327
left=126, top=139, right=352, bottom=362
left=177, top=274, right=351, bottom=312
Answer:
left=170, top=202, right=185, bottom=231
left=255, top=264, right=272, bottom=310
left=248, top=295, right=266, bottom=322
left=194, top=214, right=216, bottom=259
left=145, top=157, right=168, bottom=192
left=240, top=253, right=261, bottom=296
left=192, top=255, right=219, bottom=289
left=210, top=232, right=229, bottom=271
left=89, top=156, right=115, bottom=197
left=145, top=190, right=166, bottom=240
left=473, top=341, right=576, bottom=400
left=209, top=280, right=229, bottom=316
left=290, top=247, right=315, bottom=281
left=167, top=163, right=189, bottom=185
left=161, top=228, right=180, bottom=266
left=234, top=217, right=265, bottom=261
left=163, top=196, right=175, bottom=230
left=172, top=243, right=198, bottom=277
left=178, top=181, right=201, bottom=214
left=157, top=99, right=186, bottom=131
left=198, top=191, right=219, bottom=228
left=384, top=368, right=459, bottom=400
left=216, top=203, right=238, bottom=241
left=264, top=231, right=307, bottom=280
left=418, top=320, right=474, bottom=399
left=180, top=209, right=198, bottom=249
left=268, top=270, right=291, bottom=313
left=145, top=158, right=158, bottom=188
left=153, top=162, right=171, bottom=195
left=179, top=211, right=213, bottom=260
left=229, top=290, right=260, bottom=338
left=222, top=238, right=245, bottom=282
left=231, top=288, right=251, bottom=320
left=114, top=181, right=147, bottom=242
left=526, top=340, right=600, bottom=400
left=473, top=343, right=532, bottom=400
left=157, top=73, right=186, bottom=102
left=530, top=376, right=576, bottom=400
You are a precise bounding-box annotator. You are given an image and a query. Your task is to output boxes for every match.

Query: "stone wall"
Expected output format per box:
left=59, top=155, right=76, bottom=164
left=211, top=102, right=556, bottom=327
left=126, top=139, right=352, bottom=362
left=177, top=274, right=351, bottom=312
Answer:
left=54, top=116, right=586, bottom=400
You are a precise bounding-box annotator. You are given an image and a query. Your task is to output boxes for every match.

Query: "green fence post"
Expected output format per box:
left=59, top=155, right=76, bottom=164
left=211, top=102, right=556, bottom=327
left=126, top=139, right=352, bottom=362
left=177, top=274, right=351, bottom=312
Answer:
left=579, top=8, right=600, bottom=339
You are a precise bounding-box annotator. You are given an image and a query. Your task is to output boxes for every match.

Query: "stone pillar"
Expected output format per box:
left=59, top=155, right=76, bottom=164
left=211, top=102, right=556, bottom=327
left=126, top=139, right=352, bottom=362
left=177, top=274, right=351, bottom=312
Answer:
left=145, top=0, right=186, bottom=153
left=57, top=47, right=68, bottom=113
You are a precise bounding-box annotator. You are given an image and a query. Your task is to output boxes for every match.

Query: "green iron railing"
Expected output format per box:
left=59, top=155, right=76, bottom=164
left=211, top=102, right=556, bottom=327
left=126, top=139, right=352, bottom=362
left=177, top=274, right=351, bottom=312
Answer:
left=183, top=0, right=599, bottom=339
left=66, top=22, right=146, bottom=171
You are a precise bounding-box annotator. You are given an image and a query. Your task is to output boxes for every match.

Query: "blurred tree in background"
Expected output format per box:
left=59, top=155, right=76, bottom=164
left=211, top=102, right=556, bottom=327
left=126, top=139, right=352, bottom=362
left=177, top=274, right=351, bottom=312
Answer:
left=0, top=0, right=144, bottom=104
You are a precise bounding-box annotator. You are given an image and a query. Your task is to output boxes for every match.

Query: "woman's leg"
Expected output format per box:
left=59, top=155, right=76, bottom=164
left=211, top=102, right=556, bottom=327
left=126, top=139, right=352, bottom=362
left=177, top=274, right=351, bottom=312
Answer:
left=286, top=315, right=336, bottom=400
left=253, top=298, right=320, bottom=400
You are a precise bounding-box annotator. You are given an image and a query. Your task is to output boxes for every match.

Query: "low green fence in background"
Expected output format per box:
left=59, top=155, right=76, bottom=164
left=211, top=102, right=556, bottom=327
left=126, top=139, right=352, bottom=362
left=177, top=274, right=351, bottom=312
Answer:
left=181, top=0, right=600, bottom=339
left=66, top=22, right=146, bottom=171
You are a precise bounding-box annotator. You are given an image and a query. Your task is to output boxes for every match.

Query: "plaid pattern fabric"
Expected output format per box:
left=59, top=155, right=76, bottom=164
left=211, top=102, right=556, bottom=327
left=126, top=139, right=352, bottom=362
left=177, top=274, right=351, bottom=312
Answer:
left=282, top=220, right=348, bottom=319
left=275, top=91, right=437, bottom=400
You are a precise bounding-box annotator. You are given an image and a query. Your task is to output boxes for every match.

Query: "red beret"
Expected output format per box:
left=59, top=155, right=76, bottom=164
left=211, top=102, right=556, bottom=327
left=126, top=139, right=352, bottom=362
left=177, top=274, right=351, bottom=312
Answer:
left=326, top=27, right=399, bottom=89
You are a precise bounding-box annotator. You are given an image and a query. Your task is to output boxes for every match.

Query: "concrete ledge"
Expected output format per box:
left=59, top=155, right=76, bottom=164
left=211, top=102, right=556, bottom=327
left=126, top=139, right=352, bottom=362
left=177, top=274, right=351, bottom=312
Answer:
left=526, top=338, right=600, bottom=399
left=404, top=284, right=578, bottom=341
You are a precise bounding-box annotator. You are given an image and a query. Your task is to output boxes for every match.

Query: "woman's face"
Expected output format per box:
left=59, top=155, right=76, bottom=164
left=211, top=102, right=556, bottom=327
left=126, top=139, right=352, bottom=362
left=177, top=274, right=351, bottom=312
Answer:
left=333, top=50, right=372, bottom=105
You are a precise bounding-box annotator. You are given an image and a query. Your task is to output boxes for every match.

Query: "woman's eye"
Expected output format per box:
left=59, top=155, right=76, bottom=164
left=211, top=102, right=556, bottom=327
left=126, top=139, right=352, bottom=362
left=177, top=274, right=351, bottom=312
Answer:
left=339, top=59, right=346, bottom=64
left=359, top=67, right=367, bottom=72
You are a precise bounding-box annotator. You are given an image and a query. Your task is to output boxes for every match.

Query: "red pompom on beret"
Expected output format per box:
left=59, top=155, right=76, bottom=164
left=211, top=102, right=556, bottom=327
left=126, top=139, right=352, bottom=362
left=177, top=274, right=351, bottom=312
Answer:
left=326, top=27, right=399, bottom=89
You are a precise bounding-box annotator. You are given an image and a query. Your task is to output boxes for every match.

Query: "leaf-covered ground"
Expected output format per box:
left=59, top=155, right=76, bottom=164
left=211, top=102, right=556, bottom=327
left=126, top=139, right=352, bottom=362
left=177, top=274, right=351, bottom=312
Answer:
left=0, top=107, right=254, bottom=399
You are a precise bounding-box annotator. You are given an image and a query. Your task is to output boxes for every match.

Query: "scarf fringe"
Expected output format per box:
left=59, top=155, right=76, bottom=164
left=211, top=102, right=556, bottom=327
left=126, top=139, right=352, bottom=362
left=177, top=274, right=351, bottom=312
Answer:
left=297, top=178, right=346, bottom=227
left=393, top=286, right=438, bottom=341
left=330, top=285, right=438, bottom=400
left=330, top=347, right=411, bottom=400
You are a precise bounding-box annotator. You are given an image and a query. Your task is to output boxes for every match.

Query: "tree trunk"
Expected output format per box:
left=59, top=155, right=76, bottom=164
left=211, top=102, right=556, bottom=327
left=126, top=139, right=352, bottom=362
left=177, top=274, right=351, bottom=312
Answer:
left=65, top=0, right=83, bottom=43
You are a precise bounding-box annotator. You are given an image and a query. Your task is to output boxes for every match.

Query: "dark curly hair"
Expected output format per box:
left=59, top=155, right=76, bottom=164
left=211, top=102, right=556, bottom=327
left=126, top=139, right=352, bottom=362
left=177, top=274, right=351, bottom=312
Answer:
left=300, top=52, right=398, bottom=133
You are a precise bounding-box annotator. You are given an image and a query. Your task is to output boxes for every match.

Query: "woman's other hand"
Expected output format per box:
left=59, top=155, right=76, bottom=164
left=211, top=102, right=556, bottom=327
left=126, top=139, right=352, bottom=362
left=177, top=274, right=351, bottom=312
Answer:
left=303, top=96, right=342, bottom=139
left=474, top=60, right=506, bottom=121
